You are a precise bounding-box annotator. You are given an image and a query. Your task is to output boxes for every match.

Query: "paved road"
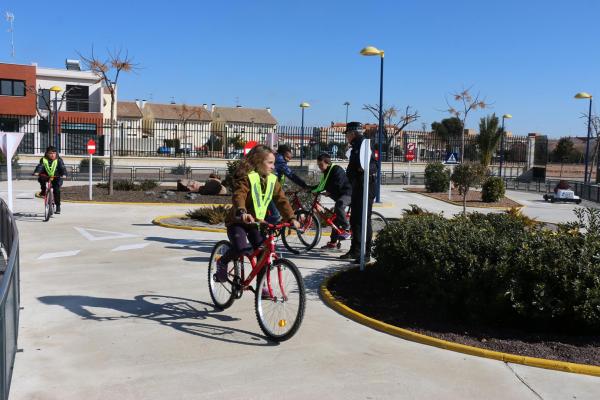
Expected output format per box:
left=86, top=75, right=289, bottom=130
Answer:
left=2, top=181, right=599, bottom=399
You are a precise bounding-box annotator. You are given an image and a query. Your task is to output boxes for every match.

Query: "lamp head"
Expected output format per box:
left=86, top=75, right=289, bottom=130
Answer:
left=49, top=86, right=62, bottom=92
left=502, top=114, right=512, bottom=119
left=360, top=46, right=384, bottom=56
left=575, top=92, right=592, bottom=99
left=300, top=102, right=310, bottom=108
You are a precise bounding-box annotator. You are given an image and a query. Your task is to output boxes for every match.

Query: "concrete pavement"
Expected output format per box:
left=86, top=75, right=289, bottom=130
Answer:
left=2, top=181, right=599, bottom=399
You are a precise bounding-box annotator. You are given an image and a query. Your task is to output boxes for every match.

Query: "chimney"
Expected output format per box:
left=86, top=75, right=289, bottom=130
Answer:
left=141, top=100, right=147, bottom=109
left=202, top=103, right=208, bottom=110
left=135, top=99, right=141, bottom=109
left=266, top=107, right=271, bottom=114
left=31, top=62, right=38, bottom=67
left=211, top=103, right=216, bottom=112
left=236, top=105, right=242, bottom=108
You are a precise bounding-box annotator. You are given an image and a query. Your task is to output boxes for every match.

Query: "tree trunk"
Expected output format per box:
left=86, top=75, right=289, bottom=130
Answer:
left=109, top=96, right=115, bottom=195
left=183, top=121, right=187, bottom=176
left=463, top=189, right=467, bottom=214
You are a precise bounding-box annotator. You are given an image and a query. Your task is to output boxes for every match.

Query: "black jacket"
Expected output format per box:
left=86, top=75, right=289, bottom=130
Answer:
left=34, top=157, right=68, bottom=177
left=346, top=136, right=377, bottom=186
left=319, top=164, right=352, bottom=200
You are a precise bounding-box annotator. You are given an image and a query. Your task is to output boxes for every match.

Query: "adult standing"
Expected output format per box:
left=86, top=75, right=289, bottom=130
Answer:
left=341, top=122, right=377, bottom=263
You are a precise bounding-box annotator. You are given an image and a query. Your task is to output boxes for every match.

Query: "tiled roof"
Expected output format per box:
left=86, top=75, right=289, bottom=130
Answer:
left=117, top=101, right=143, bottom=118
left=145, top=103, right=212, bottom=121
left=212, top=107, right=277, bottom=125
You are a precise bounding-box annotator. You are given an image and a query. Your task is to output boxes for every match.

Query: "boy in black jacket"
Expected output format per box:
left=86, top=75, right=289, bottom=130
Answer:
left=33, top=146, right=68, bottom=214
left=313, top=153, right=352, bottom=247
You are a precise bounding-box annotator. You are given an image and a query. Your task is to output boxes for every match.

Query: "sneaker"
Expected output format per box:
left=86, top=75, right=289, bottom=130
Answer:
left=321, top=241, right=337, bottom=249
left=338, top=230, right=351, bottom=240
left=55, top=205, right=61, bottom=214
left=261, top=286, right=272, bottom=300
left=214, top=259, right=228, bottom=283
left=339, top=251, right=358, bottom=260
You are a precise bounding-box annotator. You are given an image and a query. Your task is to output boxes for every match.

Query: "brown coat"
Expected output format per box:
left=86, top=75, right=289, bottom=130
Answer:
left=227, top=174, right=295, bottom=225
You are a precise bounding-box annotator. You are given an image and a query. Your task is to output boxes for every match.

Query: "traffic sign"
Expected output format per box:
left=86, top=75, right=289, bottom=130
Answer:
left=407, top=142, right=416, bottom=152
left=405, top=151, right=415, bottom=162
left=444, top=152, right=459, bottom=164
left=243, top=140, right=258, bottom=155
left=359, top=140, right=372, bottom=170
left=87, top=139, right=96, bottom=155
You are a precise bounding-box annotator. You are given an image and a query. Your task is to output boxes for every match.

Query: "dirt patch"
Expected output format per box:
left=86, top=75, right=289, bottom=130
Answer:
left=406, top=187, right=521, bottom=208
left=62, top=185, right=230, bottom=204
left=328, top=267, right=600, bottom=366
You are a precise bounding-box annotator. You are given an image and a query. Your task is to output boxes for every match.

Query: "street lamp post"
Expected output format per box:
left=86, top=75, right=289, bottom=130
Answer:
left=360, top=46, right=384, bottom=203
left=49, top=86, right=62, bottom=152
left=344, top=101, right=350, bottom=124
left=575, top=92, right=593, bottom=183
left=499, top=113, right=512, bottom=178
left=299, top=102, right=310, bottom=167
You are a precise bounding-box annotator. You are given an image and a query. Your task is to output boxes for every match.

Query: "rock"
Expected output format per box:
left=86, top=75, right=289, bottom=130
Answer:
left=145, top=191, right=156, bottom=196
left=160, top=194, right=170, bottom=199
left=165, top=190, right=176, bottom=196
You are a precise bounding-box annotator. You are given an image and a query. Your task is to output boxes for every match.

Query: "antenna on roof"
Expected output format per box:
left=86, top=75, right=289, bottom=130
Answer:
left=235, top=96, right=240, bottom=107
left=170, top=96, right=176, bottom=105
left=5, top=11, right=15, bottom=58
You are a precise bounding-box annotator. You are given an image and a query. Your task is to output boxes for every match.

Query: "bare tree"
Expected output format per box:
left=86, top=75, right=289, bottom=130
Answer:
left=79, top=48, right=138, bottom=195
left=26, top=85, right=74, bottom=151
left=445, top=87, right=490, bottom=163
left=362, top=104, right=420, bottom=160
left=176, top=104, right=203, bottom=174
left=581, top=111, right=600, bottom=183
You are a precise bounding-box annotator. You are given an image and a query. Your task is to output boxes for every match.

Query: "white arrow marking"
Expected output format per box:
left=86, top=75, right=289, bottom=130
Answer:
left=37, top=250, right=80, bottom=260
left=111, top=243, right=150, bottom=252
left=74, top=227, right=138, bottom=241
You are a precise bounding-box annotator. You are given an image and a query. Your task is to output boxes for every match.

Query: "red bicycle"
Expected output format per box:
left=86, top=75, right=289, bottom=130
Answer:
left=281, top=190, right=389, bottom=253
left=208, top=222, right=306, bottom=341
left=39, top=173, right=56, bottom=222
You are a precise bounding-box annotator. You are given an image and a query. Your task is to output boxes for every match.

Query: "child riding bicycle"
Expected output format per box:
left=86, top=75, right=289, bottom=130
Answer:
left=313, top=153, right=353, bottom=248
left=33, top=146, right=67, bottom=214
left=215, top=145, right=301, bottom=283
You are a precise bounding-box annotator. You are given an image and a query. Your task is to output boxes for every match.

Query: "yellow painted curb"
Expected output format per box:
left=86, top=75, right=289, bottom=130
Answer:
left=64, top=199, right=231, bottom=207
left=153, top=215, right=227, bottom=233
left=408, top=190, right=523, bottom=211
left=320, top=268, right=600, bottom=377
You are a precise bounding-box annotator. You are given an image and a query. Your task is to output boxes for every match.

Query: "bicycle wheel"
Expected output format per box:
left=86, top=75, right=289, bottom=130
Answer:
left=208, top=240, right=239, bottom=310
left=371, top=210, right=389, bottom=233
left=255, top=258, right=306, bottom=341
left=44, top=190, right=53, bottom=222
left=280, top=210, right=321, bottom=254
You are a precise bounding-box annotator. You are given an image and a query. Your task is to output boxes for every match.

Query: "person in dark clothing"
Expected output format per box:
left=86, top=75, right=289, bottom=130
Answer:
left=340, top=122, right=377, bottom=263
left=33, top=146, right=68, bottom=214
left=266, top=144, right=309, bottom=223
left=313, top=153, right=352, bottom=247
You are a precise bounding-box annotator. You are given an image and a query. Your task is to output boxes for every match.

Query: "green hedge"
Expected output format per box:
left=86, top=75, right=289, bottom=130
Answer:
left=424, top=162, right=450, bottom=192
left=373, top=210, right=600, bottom=332
left=481, top=176, right=505, bottom=202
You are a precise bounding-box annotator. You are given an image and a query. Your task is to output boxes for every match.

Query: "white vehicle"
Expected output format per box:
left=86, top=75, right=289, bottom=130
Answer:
left=543, top=189, right=582, bottom=204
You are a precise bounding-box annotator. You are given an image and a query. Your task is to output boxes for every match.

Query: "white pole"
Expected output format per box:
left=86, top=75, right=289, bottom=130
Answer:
left=360, top=139, right=371, bottom=271
left=6, top=156, right=13, bottom=212
left=448, top=165, right=453, bottom=200
left=89, top=153, right=93, bottom=200
left=407, top=160, right=411, bottom=186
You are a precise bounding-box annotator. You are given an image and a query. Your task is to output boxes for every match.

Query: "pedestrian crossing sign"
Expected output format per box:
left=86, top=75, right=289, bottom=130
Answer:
left=444, top=152, right=459, bottom=164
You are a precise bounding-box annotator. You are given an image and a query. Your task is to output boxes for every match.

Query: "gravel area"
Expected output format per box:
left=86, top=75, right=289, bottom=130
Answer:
left=406, top=187, right=522, bottom=208
left=62, top=185, right=230, bottom=204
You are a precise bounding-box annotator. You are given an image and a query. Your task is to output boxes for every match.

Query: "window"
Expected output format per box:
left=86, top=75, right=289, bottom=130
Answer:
left=66, top=85, right=89, bottom=112
left=38, top=89, right=50, bottom=110
left=0, top=79, right=26, bottom=96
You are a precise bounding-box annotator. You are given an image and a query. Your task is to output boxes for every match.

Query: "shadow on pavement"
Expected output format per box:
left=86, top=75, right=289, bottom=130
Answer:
left=38, top=294, right=277, bottom=346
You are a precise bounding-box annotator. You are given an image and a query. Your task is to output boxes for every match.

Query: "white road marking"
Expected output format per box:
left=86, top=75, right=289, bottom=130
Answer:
left=37, top=250, right=80, bottom=260
left=74, top=227, right=137, bottom=241
left=111, top=243, right=150, bottom=252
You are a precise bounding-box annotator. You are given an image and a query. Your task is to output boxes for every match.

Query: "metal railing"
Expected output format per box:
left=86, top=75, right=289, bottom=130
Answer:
left=0, top=198, right=20, bottom=400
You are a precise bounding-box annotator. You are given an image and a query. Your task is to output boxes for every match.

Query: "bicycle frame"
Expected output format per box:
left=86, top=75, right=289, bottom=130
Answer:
left=289, top=191, right=347, bottom=235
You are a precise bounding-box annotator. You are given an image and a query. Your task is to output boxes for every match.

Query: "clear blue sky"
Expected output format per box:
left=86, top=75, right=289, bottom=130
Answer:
left=1, top=0, right=599, bottom=137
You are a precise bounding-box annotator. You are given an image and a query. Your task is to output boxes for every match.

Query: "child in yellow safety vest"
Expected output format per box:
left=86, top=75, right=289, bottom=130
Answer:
left=214, top=145, right=301, bottom=283
left=33, top=146, right=68, bottom=214
left=313, top=153, right=353, bottom=248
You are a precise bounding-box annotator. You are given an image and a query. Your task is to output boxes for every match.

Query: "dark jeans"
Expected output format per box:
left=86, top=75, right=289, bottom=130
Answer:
left=39, top=177, right=62, bottom=206
left=221, top=223, right=265, bottom=264
left=349, top=180, right=375, bottom=256
left=333, top=195, right=351, bottom=230
left=266, top=200, right=282, bottom=224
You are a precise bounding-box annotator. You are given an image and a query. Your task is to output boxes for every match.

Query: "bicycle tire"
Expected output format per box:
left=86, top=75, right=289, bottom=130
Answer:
left=208, top=240, right=239, bottom=310
left=255, top=258, right=306, bottom=341
left=280, top=210, right=321, bottom=254
left=44, top=190, right=53, bottom=222
left=371, top=210, right=389, bottom=233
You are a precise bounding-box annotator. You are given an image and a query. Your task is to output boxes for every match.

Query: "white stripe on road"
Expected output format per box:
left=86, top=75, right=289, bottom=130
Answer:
left=111, top=243, right=150, bottom=252
left=74, top=227, right=138, bottom=241
left=37, top=250, right=80, bottom=260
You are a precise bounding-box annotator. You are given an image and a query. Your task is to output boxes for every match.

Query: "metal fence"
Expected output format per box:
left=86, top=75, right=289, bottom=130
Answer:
left=0, top=199, right=20, bottom=400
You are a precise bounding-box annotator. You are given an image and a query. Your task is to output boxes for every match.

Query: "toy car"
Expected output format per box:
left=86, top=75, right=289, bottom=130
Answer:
left=543, top=189, right=582, bottom=204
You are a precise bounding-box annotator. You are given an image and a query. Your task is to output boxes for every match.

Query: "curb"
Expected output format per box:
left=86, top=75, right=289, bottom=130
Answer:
left=407, top=190, right=523, bottom=211
left=152, top=215, right=227, bottom=233
left=320, top=268, right=600, bottom=378
left=63, top=199, right=230, bottom=207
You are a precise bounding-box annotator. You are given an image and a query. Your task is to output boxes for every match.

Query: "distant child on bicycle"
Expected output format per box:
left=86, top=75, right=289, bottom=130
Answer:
left=266, top=144, right=309, bottom=223
left=33, top=146, right=67, bottom=214
left=313, top=153, right=353, bottom=247
left=215, top=145, right=301, bottom=282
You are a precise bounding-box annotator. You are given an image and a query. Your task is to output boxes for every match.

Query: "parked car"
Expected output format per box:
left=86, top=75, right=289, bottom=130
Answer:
left=157, top=146, right=174, bottom=155
left=543, top=189, right=582, bottom=204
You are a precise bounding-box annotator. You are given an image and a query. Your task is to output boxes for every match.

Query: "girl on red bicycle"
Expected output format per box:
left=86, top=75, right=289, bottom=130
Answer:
left=215, top=145, right=301, bottom=282
left=33, top=146, right=67, bottom=214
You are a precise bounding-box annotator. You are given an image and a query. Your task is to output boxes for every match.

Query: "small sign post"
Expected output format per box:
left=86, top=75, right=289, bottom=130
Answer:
left=444, top=152, right=459, bottom=200
left=87, top=139, right=96, bottom=201
left=359, top=139, right=372, bottom=271
left=406, top=143, right=416, bottom=185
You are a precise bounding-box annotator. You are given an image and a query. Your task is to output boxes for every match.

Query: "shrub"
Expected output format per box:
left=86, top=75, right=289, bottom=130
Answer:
left=223, top=159, right=241, bottom=192
left=112, top=179, right=137, bottom=191
left=186, top=206, right=230, bottom=225
left=481, top=176, right=505, bottom=202
left=372, top=209, right=600, bottom=333
left=424, top=162, right=450, bottom=192
left=139, top=180, right=158, bottom=191
left=171, top=164, right=191, bottom=175
left=451, top=163, right=487, bottom=213
left=402, top=204, right=435, bottom=216
left=79, top=157, right=105, bottom=172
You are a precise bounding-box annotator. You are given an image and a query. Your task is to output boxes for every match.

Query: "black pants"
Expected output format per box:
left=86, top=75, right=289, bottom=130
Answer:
left=221, top=223, right=265, bottom=264
left=349, top=180, right=375, bottom=256
left=333, top=194, right=351, bottom=230
left=39, top=177, right=62, bottom=206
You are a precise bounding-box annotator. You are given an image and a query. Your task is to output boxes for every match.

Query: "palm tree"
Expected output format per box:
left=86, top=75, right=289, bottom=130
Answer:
left=477, top=114, right=502, bottom=167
